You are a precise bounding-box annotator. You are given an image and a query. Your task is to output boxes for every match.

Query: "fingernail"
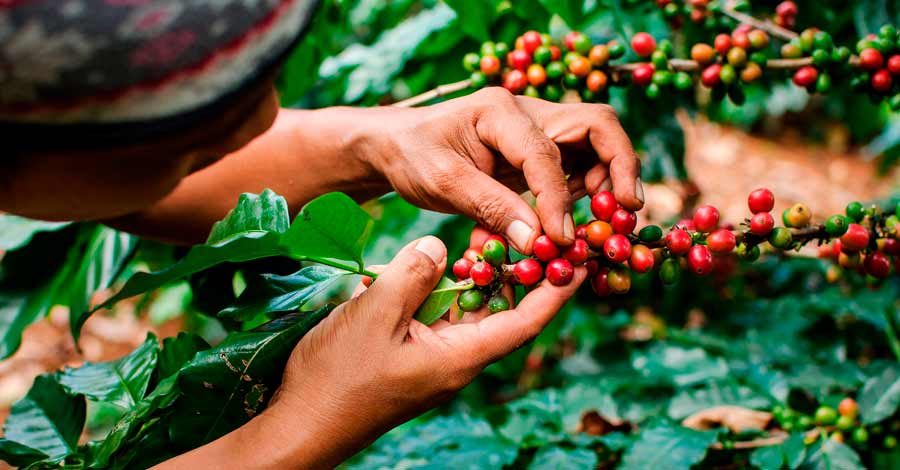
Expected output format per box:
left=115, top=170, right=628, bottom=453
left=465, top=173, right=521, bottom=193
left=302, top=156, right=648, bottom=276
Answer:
left=563, top=213, right=575, bottom=241
left=506, top=220, right=534, bottom=252
left=599, top=178, right=612, bottom=192
left=415, top=237, right=446, bottom=264
left=635, top=177, right=644, bottom=204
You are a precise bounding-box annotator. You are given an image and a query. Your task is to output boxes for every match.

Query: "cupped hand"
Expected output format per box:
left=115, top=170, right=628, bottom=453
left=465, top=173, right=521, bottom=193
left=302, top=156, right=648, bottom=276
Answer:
left=263, top=236, right=585, bottom=469
left=357, top=87, right=643, bottom=254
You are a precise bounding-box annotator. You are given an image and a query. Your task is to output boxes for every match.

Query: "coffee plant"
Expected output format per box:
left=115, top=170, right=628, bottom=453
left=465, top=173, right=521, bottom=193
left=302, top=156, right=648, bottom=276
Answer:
left=2, top=1, right=900, bottom=469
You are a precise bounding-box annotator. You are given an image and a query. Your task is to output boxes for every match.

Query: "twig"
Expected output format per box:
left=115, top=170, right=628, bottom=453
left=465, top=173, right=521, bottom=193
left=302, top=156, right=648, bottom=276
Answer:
left=393, top=79, right=473, bottom=108
left=720, top=1, right=799, bottom=41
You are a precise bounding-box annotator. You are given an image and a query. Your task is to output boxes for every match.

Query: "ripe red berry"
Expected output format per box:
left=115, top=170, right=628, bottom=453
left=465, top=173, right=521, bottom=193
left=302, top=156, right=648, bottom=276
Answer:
left=591, top=268, right=611, bottom=296
left=872, top=69, right=894, bottom=93
left=860, top=48, right=885, bottom=70
left=883, top=238, right=900, bottom=256
left=693, top=205, right=720, bottom=232
left=676, top=218, right=697, bottom=231
left=550, top=45, right=562, bottom=61
left=575, top=224, right=587, bottom=240
left=749, top=212, right=775, bottom=236
left=513, top=258, right=543, bottom=286
left=865, top=251, right=892, bottom=279
left=503, top=69, right=528, bottom=93
left=701, top=64, right=722, bottom=88
left=714, top=34, right=732, bottom=56
left=631, top=32, right=657, bottom=57
left=604, top=234, right=633, bottom=263
left=841, top=224, right=870, bottom=252
left=452, top=258, right=474, bottom=280
left=480, top=55, right=501, bottom=75
left=838, top=398, right=858, bottom=419
left=687, top=245, right=713, bottom=276
left=666, top=229, right=694, bottom=255
left=888, top=55, right=900, bottom=75
left=564, top=31, right=582, bottom=52
left=590, top=191, right=618, bottom=221
left=793, top=66, right=818, bottom=87
left=508, top=49, right=532, bottom=71
left=546, top=258, right=575, bottom=286
left=533, top=235, right=560, bottom=262
left=732, top=31, right=751, bottom=50
left=585, top=259, right=600, bottom=277
left=470, top=261, right=494, bottom=286
left=629, top=244, right=655, bottom=273
left=775, top=1, right=798, bottom=18
left=707, top=229, right=736, bottom=253
left=632, top=64, right=655, bottom=86
left=562, top=239, right=590, bottom=265
left=611, top=209, right=638, bottom=234
left=585, top=220, right=614, bottom=250
left=748, top=188, right=775, bottom=213
left=522, top=30, right=543, bottom=55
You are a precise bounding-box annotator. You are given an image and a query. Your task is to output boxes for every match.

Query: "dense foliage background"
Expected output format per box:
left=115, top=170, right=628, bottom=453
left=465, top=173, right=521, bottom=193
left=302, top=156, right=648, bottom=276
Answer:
left=2, top=1, right=900, bottom=469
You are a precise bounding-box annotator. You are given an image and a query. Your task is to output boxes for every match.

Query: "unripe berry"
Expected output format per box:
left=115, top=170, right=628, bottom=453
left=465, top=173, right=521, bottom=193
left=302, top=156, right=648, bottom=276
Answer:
left=513, top=258, right=543, bottom=286
left=568, top=56, right=592, bottom=77
left=546, top=258, right=575, bottom=286
left=748, top=188, right=775, bottom=213
left=604, top=234, right=632, bottom=263
left=470, top=261, right=494, bottom=286
left=727, top=47, right=748, bottom=67
left=691, top=43, right=716, bottom=65
left=825, top=215, right=850, bottom=237
left=527, top=64, right=547, bottom=86
left=748, top=30, right=769, bottom=49
left=611, top=209, right=638, bottom=234
left=841, top=224, right=870, bottom=252
left=591, top=268, right=611, bottom=296
left=687, top=245, right=713, bottom=276
left=482, top=239, right=507, bottom=266
left=480, top=55, right=501, bottom=76
left=865, top=251, right=892, bottom=279
left=659, top=257, right=682, bottom=285
left=768, top=227, right=794, bottom=250
left=714, top=34, right=732, bottom=56
left=638, top=225, right=664, bottom=242
left=793, top=66, right=818, bottom=88
left=458, top=289, right=484, bottom=312
left=533, top=235, right=560, bottom=262
left=631, top=32, right=657, bottom=57
left=632, top=64, right=655, bottom=86
left=607, top=267, right=631, bottom=294
left=585, top=221, right=614, bottom=250
left=488, top=294, right=510, bottom=313
left=860, top=48, right=885, bottom=70
left=750, top=212, right=775, bottom=236
left=707, top=229, right=737, bottom=253
left=666, top=229, right=693, bottom=255
left=838, top=397, right=859, bottom=419
left=589, top=44, right=610, bottom=66
left=693, top=205, right=720, bottom=232
left=785, top=203, right=812, bottom=228
left=590, top=191, right=618, bottom=221
left=701, top=64, right=722, bottom=88
left=741, top=62, right=763, bottom=83
left=629, top=244, right=655, bottom=273
left=452, top=258, right=474, bottom=280
left=508, top=49, right=532, bottom=71
left=872, top=69, right=894, bottom=93
left=562, top=239, right=589, bottom=265
left=815, top=406, right=838, bottom=426
left=852, top=428, right=869, bottom=445
left=522, top=30, right=542, bottom=55
left=738, top=243, right=761, bottom=261
left=781, top=43, right=803, bottom=59
left=586, top=70, right=609, bottom=92
left=463, top=53, right=481, bottom=72
left=845, top=201, right=865, bottom=222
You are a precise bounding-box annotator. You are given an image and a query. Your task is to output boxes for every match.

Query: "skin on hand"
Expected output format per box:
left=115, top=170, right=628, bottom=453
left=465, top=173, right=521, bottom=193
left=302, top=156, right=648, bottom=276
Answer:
left=156, top=236, right=585, bottom=470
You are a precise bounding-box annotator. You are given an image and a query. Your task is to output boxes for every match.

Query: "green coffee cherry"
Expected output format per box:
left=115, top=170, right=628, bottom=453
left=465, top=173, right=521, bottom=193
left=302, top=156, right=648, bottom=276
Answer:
left=812, top=49, right=831, bottom=67
left=543, top=84, right=563, bottom=102
left=481, top=239, right=506, bottom=266
left=480, top=41, right=496, bottom=57
left=885, top=435, right=898, bottom=449
left=645, top=83, right=661, bottom=99
left=815, top=406, right=838, bottom=426
left=813, top=31, right=833, bottom=51
left=564, top=73, right=581, bottom=88
left=836, top=415, right=855, bottom=431
left=463, top=53, right=481, bottom=72
left=495, top=42, right=509, bottom=58
left=846, top=201, right=865, bottom=222
left=816, top=72, right=832, bottom=93
left=458, top=289, right=484, bottom=312
left=608, top=42, right=626, bottom=59
left=658, top=39, right=674, bottom=56
left=470, top=71, right=488, bottom=89
left=533, top=46, right=552, bottom=65
left=488, top=294, right=510, bottom=313
left=524, top=85, right=540, bottom=98
left=639, top=225, right=664, bottom=242
left=660, top=258, right=682, bottom=285
left=720, top=64, right=737, bottom=85
left=769, top=227, right=794, bottom=250
left=651, top=50, right=668, bottom=70
left=832, top=46, right=851, bottom=63
left=546, top=61, right=566, bottom=80
left=825, top=215, right=850, bottom=236
left=653, top=71, right=673, bottom=87
left=852, top=427, right=870, bottom=444
left=797, top=415, right=813, bottom=430
left=737, top=243, right=761, bottom=262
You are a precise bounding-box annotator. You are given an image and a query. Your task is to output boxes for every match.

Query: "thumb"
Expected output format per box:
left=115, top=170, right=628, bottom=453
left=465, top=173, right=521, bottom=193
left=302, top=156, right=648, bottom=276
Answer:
left=356, top=236, right=447, bottom=336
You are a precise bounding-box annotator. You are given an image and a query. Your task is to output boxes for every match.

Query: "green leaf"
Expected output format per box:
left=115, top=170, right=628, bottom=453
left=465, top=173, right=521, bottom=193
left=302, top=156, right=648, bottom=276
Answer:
left=157, top=332, right=210, bottom=380
left=528, top=446, right=598, bottom=469
left=499, top=389, right=567, bottom=448
left=631, top=344, right=729, bottom=387
left=280, top=192, right=374, bottom=268
left=799, top=439, right=864, bottom=470
left=538, top=0, right=583, bottom=28
left=219, top=266, right=346, bottom=321
left=207, top=189, right=290, bottom=244
left=858, top=365, right=900, bottom=425
left=667, top=380, right=771, bottom=420
left=58, top=334, right=159, bottom=409
left=0, top=438, right=48, bottom=467
left=168, top=305, right=333, bottom=449
left=0, top=215, right=70, bottom=251
left=619, top=421, right=716, bottom=470
left=751, top=433, right=807, bottom=470
left=444, top=0, right=496, bottom=41
left=4, top=375, right=85, bottom=462
left=414, top=277, right=469, bottom=325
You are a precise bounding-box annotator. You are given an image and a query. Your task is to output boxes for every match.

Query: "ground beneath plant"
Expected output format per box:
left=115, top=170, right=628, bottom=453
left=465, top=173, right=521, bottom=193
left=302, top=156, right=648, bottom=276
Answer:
left=0, top=117, right=897, bottom=469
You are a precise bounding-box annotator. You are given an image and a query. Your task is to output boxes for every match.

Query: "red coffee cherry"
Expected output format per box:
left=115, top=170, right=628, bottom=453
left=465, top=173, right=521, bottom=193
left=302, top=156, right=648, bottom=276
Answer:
left=841, top=224, right=870, bottom=252
left=611, top=209, right=638, bottom=234
left=604, top=234, right=633, bottom=263
left=666, top=229, right=693, bottom=254
left=707, top=229, right=737, bottom=253
left=714, top=34, right=732, bottom=55
left=872, top=69, right=893, bottom=93
left=632, top=64, right=655, bottom=86
left=470, top=261, right=494, bottom=286
left=591, top=191, right=618, bottom=221
left=629, top=244, right=655, bottom=273
left=793, top=66, right=818, bottom=87
left=748, top=188, right=775, bottom=213
left=701, top=64, right=722, bottom=88
left=864, top=251, right=892, bottom=279
left=522, top=30, right=543, bottom=55
left=508, top=49, right=532, bottom=71
left=591, top=268, right=611, bottom=296
left=503, top=70, right=528, bottom=93
left=838, top=397, right=858, bottom=419
left=732, top=30, right=751, bottom=50
left=562, top=239, right=590, bottom=265
left=585, top=259, right=601, bottom=277
left=693, top=205, right=720, bottom=232
left=775, top=1, right=798, bottom=18
left=533, top=235, right=560, bottom=262
left=860, top=48, right=885, bottom=70
left=546, top=258, right=575, bottom=286
left=513, top=258, right=543, bottom=286
left=687, top=245, right=713, bottom=276
left=480, top=55, right=501, bottom=75
left=883, top=238, right=900, bottom=256
left=676, top=218, right=697, bottom=231
left=452, top=258, right=474, bottom=280
left=575, top=224, right=588, bottom=240
left=631, top=32, right=657, bottom=58
left=585, top=220, right=614, bottom=250
left=749, top=212, right=775, bottom=236
left=888, top=55, right=900, bottom=75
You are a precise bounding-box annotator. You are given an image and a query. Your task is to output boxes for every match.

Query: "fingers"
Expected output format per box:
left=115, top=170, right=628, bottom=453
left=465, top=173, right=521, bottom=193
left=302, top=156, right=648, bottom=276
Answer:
left=472, top=88, right=573, bottom=248
left=355, top=237, right=446, bottom=336
left=465, top=267, right=587, bottom=365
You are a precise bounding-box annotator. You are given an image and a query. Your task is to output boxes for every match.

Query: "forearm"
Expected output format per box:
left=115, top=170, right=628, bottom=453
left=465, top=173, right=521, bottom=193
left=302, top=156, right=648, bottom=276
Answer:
left=105, top=107, right=393, bottom=245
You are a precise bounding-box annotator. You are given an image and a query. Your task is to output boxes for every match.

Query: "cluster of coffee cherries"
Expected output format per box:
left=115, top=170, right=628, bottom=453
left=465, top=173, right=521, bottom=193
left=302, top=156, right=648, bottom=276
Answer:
left=450, top=190, right=899, bottom=312
left=773, top=398, right=900, bottom=451
left=690, top=26, right=772, bottom=103
left=654, top=0, right=752, bottom=29
left=851, top=26, right=900, bottom=109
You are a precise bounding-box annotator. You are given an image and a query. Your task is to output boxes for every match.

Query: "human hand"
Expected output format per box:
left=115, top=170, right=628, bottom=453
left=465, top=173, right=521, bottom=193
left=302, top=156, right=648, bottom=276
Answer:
left=353, top=87, right=644, bottom=254
left=255, top=235, right=585, bottom=469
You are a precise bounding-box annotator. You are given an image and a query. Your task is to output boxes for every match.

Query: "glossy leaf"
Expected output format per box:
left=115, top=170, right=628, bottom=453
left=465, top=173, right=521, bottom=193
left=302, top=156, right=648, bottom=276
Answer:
left=0, top=214, right=70, bottom=251
left=0, top=438, right=47, bottom=467
left=751, top=433, right=807, bottom=470
left=619, top=421, right=716, bottom=470
left=207, top=189, right=290, bottom=244
left=414, top=277, right=469, bottom=325
left=858, top=365, right=900, bottom=425
left=58, top=334, right=159, bottom=409
left=800, top=439, right=864, bottom=470
left=4, top=375, right=85, bottom=462
left=444, top=0, right=496, bottom=41
left=528, top=446, right=598, bottom=470
left=280, top=192, right=374, bottom=268
left=538, top=0, right=583, bottom=28
left=157, top=332, right=210, bottom=380
left=219, top=265, right=345, bottom=321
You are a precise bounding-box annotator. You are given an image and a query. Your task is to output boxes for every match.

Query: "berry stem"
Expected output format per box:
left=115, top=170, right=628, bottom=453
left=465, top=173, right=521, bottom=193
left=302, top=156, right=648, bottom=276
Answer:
left=393, top=78, right=473, bottom=108
left=720, top=0, right=799, bottom=41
